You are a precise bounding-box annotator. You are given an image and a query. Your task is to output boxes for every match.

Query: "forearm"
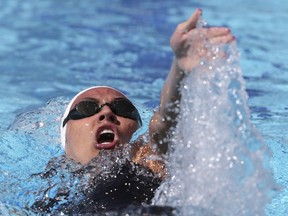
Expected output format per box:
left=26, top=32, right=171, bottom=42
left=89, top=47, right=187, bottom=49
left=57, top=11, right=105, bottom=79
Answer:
left=159, top=59, right=185, bottom=116
left=149, top=59, right=185, bottom=154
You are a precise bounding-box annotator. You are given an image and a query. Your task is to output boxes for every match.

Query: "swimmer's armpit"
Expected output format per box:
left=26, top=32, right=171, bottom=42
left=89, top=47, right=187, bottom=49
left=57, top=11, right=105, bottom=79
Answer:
left=132, top=144, right=167, bottom=180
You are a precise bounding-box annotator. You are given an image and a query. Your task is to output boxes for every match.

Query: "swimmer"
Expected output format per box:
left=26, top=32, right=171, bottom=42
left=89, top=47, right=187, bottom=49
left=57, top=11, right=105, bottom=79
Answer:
left=32, top=9, right=235, bottom=214
left=62, top=8, right=234, bottom=175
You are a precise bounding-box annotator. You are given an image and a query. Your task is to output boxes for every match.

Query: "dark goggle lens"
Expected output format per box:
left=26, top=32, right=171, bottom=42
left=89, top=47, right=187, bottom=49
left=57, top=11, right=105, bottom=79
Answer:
left=63, top=99, right=142, bottom=127
left=76, top=101, right=100, bottom=117
left=110, top=99, right=137, bottom=118
left=110, top=99, right=142, bottom=126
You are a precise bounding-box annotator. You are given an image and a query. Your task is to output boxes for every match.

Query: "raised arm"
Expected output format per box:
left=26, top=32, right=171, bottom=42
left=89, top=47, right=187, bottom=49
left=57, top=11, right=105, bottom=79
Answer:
left=149, top=9, right=235, bottom=154
left=132, top=9, right=234, bottom=177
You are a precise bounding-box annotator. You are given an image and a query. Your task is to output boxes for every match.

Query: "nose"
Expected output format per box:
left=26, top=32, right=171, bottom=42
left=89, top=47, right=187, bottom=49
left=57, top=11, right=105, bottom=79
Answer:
left=97, top=105, right=118, bottom=124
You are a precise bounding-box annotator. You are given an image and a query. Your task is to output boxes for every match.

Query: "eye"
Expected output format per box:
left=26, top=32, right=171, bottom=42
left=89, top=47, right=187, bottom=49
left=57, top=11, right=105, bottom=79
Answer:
left=114, top=99, right=135, bottom=115
left=76, top=101, right=99, bottom=116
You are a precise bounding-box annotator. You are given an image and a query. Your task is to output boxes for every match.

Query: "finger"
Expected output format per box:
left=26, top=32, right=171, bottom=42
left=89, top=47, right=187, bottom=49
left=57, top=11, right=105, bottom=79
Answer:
left=183, top=8, right=202, bottom=32
left=206, top=27, right=231, bottom=38
left=210, top=34, right=236, bottom=45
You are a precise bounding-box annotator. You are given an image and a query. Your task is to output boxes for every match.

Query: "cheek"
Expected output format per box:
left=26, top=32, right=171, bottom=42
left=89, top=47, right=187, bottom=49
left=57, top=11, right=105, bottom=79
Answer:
left=121, top=121, right=138, bottom=141
left=66, top=122, right=93, bottom=146
left=128, top=123, right=138, bottom=136
left=65, top=121, right=101, bottom=164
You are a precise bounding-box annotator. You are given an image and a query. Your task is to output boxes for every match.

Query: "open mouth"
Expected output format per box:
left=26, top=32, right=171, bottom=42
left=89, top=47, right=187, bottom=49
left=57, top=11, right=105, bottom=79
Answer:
left=95, top=125, right=119, bottom=149
left=98, top=129, right=115, bottom=144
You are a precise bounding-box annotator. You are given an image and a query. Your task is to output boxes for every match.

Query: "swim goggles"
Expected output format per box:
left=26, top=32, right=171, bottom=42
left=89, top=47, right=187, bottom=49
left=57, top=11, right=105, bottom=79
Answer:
left=62, top=98, right=142, bottom=127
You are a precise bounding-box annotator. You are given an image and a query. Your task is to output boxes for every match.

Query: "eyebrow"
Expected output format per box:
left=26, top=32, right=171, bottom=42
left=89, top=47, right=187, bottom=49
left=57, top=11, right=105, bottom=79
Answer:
left=78, top=97, right=100, bottom=103
left=74, top=97, right=128, bottom=107
left=113, top=97, right=128, bottom=100
left=71, top=98, right=99, bottom=110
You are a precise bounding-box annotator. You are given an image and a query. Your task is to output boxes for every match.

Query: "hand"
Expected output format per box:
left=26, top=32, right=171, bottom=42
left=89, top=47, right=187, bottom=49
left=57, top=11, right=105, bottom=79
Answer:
left=170, top=9, right=235, bottom=72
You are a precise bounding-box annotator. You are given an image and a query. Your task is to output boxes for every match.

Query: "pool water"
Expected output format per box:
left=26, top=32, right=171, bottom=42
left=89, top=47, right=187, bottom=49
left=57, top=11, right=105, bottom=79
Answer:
left=0, top=0, right=287, bottom=215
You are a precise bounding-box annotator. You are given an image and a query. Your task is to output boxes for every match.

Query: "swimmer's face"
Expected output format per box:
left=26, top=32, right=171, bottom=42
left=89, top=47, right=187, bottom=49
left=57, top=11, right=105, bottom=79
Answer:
left=65, top=87, right=139, bottom=164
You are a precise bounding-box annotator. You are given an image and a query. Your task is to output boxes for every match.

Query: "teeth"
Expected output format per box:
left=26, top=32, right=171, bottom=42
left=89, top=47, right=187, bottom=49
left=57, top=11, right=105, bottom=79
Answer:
left=97, top=128, right=115, bottom=145
left=100, top=129, right=114, bottom=135
left=101, top=142, right=111, bottom=145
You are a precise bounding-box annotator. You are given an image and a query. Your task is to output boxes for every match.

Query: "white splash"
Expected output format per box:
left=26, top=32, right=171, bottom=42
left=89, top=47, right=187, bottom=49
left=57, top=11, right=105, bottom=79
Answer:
left=153, top=19, right=277, bottom=216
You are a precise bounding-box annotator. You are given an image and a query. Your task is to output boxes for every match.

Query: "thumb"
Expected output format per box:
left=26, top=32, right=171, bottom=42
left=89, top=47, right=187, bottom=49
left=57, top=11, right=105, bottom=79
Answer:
left=183, top=8, right=202, bottom=32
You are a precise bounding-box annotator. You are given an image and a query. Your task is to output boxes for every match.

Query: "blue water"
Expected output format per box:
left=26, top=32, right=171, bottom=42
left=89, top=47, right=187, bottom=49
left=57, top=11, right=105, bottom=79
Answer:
left=0, top=0, right=287, bottom=215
